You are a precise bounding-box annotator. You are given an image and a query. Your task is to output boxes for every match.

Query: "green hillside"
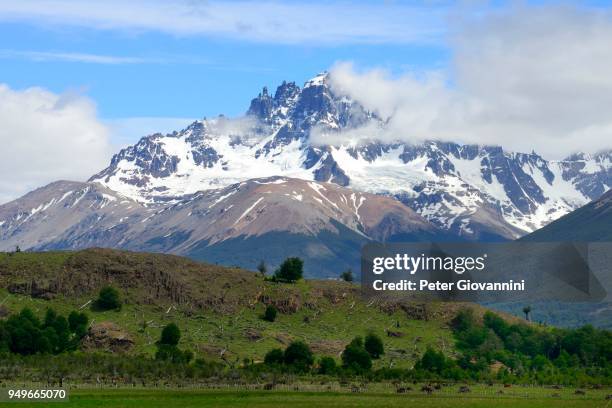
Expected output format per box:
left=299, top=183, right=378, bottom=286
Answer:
left=0, top=248, right=487, bottom=369
left=2, top=247, right=611, bottom=395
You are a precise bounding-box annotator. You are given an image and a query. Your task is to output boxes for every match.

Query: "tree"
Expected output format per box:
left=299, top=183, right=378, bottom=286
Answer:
left=1, top=307, right=88, bottom=356
left=155, top=344, right=193, bottom=363
left=257, top=260, right=267, bottom=277
left=415, top=348, right=450, bottom=374
left=68, top=311, right=89, bottom=338
left=283, top=341, right=314, bottom=371
left=340, top=269, right=354, bottom=282
left=364, top=333, right=384, bottom=359
left=264, top=348, right=284, bottom=365
left=341, top=337, right=372, bottom=372
left=523, top=305, right=532, bottom=321
left=160, top=323, right=181, bottom=346
left=95, top=286, right=122, bottom=311
left=273, top=257, right=304, bottom=282
left=19, top=308, right=40, bottom=327
left=155, top=323, right=192, bottom=363
left=15, top=245, right=21, bottom=253
left=44, top=308, right=58, bottom=328
left=263, top=305, right=277, bottom=322
left=50, top=315, right=70, bottom=352
left=451, top=308, right=476, bottom=333
left=318, top=356, right=337, bottom=375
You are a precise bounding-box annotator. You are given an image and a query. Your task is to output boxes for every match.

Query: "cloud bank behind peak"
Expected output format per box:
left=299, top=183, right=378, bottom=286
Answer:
left=319, top=5, right=612, bottom=159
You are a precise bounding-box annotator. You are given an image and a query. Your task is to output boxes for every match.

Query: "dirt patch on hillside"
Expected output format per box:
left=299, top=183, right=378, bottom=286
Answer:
left=82, top=322, right=134, bottom=353
left=309, top=339, right=345, bottom=356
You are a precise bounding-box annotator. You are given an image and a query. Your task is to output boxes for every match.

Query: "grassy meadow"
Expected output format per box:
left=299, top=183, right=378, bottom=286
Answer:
left=1, top=386, right=610, bottom=408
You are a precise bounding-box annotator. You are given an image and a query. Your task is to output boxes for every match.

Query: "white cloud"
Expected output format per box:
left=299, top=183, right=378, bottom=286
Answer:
left=0, top=50, right=161, bottom=64
left=0, top=84, right=113, bottom=203
left=105, top=117, right=196, bottom=148
left=104, top=116, right=262, bottom=149
left=0, top=0, right=446, bottom=45
left=322, top=5, right=612, bottom=158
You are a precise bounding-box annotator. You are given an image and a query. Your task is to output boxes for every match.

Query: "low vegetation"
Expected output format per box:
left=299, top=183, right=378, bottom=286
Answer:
left=263, top=304, right=278, bottom=322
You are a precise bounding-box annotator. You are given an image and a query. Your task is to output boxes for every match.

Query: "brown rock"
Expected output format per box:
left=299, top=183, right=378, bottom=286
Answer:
left=82, top=322, right=134, bottom=353
left=386, top=330, right=404, bottom=337
left=244, top=328, right=262, bottom=341
left=8, top=280, right=56, bottom=300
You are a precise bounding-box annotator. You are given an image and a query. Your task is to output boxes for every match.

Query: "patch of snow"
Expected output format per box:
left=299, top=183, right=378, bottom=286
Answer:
left=209, top=189, right=237, bottom=208
left=304, top=72, right=327, bottom=88
left=234, top=197, right=264, bottom=225
left=331, top=146, right=437, bottom=194
left=253, top=178, right=287, bottom=185
left=308, top=182, right=339, bottom=210
left=69, top=187, right=90, bottom=208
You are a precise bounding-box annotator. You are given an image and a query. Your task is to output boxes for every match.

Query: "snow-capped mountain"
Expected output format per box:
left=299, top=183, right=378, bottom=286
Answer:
left=0, top=177, right=445, bottom=277
left=89, top=73, right=611, bottom=240
left=523, top=187, right=612, bottom=242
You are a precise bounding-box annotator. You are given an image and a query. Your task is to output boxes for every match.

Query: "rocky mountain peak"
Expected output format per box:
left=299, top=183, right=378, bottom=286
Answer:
left=86, top=73, right=610, bottom=240
left=303, top=71, right=329, bottom=88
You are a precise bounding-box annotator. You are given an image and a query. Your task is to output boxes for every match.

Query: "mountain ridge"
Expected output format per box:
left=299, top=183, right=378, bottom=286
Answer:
left=89, top=72, right=611, bottom=240
left=0, top=176, right=450, bottom=277
left=521, top=188, right=612, bottom=242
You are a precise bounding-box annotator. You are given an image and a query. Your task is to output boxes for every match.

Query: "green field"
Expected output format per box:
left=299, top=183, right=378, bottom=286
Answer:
left=1, top=387, right=610, bottom=408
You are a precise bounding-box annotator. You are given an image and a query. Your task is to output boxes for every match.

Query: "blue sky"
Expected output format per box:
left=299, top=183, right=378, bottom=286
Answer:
left=0, top=27, right=448, bottom=118
left=0, top=0, right=451, bottom=139
left=2, top=0, right=610, bottom=142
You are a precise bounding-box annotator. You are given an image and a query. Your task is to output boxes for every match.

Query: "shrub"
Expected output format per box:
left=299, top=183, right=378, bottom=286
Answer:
left=451, top=308, right=475, bottom=333
left=264, top=348, right=284, bottom=365
left=283, top=341, right=314, bottom=371
left=160, top=323, right=181, bottom=346
left=155, top=344, right=193, bottom=364
left=155, top=323, right=192, bottom=363
left=263, top=305, right=278, bottom=322
left=273, top=257, right=304, bottom=282
left=364, top=333, right=384, bottom=359
left=415, top=348, right=453, bottom=374
left=340, top=269, right=354, bottom=282
left=68, top=311, right=89, bottom=338
left=94, top=286, right=122, bottom=311
left=341, top=337, right=372, bottom=372
left=318, top=356, right=337, bottom=375
left=257, top=260, right=267, bottom=277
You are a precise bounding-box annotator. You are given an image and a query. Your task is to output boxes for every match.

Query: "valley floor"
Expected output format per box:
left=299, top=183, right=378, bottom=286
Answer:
left=1, top=386, right=610, bottom=408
